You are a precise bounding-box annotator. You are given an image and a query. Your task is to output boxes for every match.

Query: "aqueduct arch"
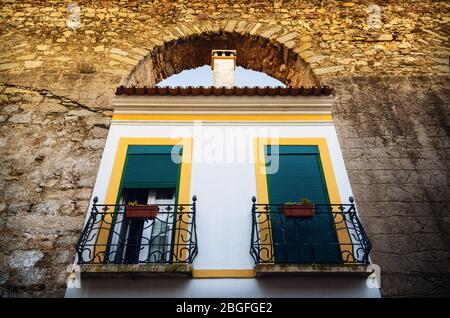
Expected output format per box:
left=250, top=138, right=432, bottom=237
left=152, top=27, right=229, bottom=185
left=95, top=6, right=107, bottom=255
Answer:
left=123, top=21, right=320, bottom=88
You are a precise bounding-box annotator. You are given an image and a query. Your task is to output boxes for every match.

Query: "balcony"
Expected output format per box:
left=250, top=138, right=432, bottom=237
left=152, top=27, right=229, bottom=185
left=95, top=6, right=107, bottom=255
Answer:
left=250, top=197, right=372, bottom=276
left=75, top=196, right=198, bottom=277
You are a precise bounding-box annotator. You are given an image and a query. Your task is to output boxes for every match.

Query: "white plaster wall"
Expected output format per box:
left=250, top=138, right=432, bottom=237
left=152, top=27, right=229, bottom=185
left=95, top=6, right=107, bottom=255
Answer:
left=213, top=59, right=235, bottom=87
left=66, top=276, right=380, bottom=298
left=68, top=121, right=380, bottom=298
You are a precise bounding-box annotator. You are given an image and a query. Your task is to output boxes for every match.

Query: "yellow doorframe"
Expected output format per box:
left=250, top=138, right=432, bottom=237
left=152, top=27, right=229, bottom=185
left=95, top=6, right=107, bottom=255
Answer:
left=94, top=137, right=193, bottom=263
left=253, top=137, right=353, bottom=263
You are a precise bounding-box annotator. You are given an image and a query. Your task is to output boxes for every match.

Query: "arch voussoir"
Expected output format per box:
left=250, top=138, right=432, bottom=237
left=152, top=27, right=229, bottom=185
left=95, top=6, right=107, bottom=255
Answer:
left=124, top=21, right=319, bottom=88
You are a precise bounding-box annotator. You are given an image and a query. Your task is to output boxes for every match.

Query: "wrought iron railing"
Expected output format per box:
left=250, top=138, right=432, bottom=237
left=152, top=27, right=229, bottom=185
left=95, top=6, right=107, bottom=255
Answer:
left=76, top=196, right=198, bottom=264
left=250, top=196, right=371, bottom=265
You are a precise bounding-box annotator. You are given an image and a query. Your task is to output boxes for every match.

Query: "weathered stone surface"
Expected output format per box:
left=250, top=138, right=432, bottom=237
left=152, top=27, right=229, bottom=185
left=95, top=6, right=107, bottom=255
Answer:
left=9, top=251, right=44, bottom=269
left=326, top=75, right=450, bottom=298
left=0, top=1, right=447, bottom=78
left=0, top=0, right=449, bottom=299
left=0, top=84, right=110, bottom=297
left=314, top=66, right=345, bottom=75
left=378, top=34, right=394, bottom=41
left=24, top=61, right=43, bottom=69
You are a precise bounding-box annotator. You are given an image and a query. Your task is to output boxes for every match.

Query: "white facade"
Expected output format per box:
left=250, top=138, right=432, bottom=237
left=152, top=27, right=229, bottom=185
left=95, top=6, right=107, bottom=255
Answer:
left=66, top=95, right=380, bottom=298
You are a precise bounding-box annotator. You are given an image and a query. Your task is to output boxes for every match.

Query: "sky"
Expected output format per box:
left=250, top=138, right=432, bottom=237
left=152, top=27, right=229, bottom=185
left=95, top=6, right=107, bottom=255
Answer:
left=157, top=65, right=285, bottom=87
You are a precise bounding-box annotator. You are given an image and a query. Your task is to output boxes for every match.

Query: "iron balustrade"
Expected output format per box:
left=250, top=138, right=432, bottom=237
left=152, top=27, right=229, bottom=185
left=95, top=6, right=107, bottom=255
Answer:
left=250, top=196, right=371, bottom=265
left=76, top=196, right=198, bottom=264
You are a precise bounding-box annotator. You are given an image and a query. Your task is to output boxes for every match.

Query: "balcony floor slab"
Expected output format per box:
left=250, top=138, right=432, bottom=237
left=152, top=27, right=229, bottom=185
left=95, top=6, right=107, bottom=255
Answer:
left=79, top=263, right=193, bottom=278
left=255, top=264, right=371, bottom=277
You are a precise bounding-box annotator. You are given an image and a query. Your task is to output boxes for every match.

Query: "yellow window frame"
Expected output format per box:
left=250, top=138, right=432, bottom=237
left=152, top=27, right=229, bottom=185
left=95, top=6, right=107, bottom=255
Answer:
left=253, top=137, right=353, bottom=263
left=94, top=137, right=193, bottom=263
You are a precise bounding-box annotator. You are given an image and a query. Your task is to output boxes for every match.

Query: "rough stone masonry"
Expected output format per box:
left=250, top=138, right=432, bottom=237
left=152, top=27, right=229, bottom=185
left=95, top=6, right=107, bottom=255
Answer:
left=0, top=0, right=449, bottom=297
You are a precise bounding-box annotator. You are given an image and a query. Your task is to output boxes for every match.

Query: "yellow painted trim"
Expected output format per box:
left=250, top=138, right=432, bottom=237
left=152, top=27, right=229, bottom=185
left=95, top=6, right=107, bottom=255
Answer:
left=254, top=137, right=353, bottom=263
left=112, top=114, right=333, bottom=122
left=192, top=269, right=256, bottom=278
left=95, top=137, right=193, bottom=262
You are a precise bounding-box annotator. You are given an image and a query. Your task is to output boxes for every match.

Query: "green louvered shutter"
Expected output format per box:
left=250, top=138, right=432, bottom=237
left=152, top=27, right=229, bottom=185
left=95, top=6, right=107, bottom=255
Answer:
left=265, top=145, right=341, bottom=264
left=121, top=145, right=182, bottom=189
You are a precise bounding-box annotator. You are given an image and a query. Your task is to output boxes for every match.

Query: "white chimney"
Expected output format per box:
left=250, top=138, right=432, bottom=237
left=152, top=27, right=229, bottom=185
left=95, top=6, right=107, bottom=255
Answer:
left=211, top=50, right=236, bottom=88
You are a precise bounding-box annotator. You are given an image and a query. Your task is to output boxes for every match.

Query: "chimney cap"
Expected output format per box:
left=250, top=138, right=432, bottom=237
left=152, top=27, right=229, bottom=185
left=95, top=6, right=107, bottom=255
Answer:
left=211, top=49, right=237, bottom=57
left=211, top=49, right=237, bottom=70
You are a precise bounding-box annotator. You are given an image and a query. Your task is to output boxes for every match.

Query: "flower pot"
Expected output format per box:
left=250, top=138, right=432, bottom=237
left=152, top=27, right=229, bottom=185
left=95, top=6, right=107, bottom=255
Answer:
left=125, top=204, right=159, bottom=219
left=282, top=204, right=315, bottom=218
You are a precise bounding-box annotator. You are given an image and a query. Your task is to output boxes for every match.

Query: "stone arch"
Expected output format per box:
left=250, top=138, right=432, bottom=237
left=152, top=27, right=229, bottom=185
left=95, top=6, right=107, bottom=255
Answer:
left=123, top=21, right=320, bottom=88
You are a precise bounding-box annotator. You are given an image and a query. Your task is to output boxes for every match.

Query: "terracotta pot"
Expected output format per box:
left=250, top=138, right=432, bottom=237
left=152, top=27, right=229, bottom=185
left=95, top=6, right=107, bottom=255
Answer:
left=135, top=87, right=146, bottom=95
left=125, top=204, right=159, bottom=219
left=282, top=204, right=315, bottom=218
left=213, top=86, right=223, bottom=96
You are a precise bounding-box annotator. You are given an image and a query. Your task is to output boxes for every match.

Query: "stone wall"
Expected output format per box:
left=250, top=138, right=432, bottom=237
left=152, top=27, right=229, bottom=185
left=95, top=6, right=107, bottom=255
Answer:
left=327, top=75, right=450, bottom=297
left=0, top=84, right=111, bottom=297
left=0, top=0, right=448, bottom=81
left=0, top=0, right=449, bottom=297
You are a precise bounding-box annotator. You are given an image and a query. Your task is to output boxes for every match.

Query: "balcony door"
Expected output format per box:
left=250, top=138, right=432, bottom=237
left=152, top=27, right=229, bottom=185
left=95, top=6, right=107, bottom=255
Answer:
left=265, top=145, right=341, bottom=264
left=107, top=145, right=182, bottom=264
left=119, top=188, right=176, bottom=264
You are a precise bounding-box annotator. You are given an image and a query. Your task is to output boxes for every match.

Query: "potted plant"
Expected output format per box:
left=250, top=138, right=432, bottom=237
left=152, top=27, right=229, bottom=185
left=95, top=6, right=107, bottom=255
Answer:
left=282, top=198, right=315, bottom=218
left=125, top=201, right=159, bottom=219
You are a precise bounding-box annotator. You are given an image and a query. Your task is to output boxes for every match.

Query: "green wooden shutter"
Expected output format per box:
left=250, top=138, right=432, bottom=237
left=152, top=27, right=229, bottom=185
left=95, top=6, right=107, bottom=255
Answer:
left=121, top=145, right=182, bottom=189
left=264, top=145, right=341, bottom=264
left=265, top=145, right=329, bottom=205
